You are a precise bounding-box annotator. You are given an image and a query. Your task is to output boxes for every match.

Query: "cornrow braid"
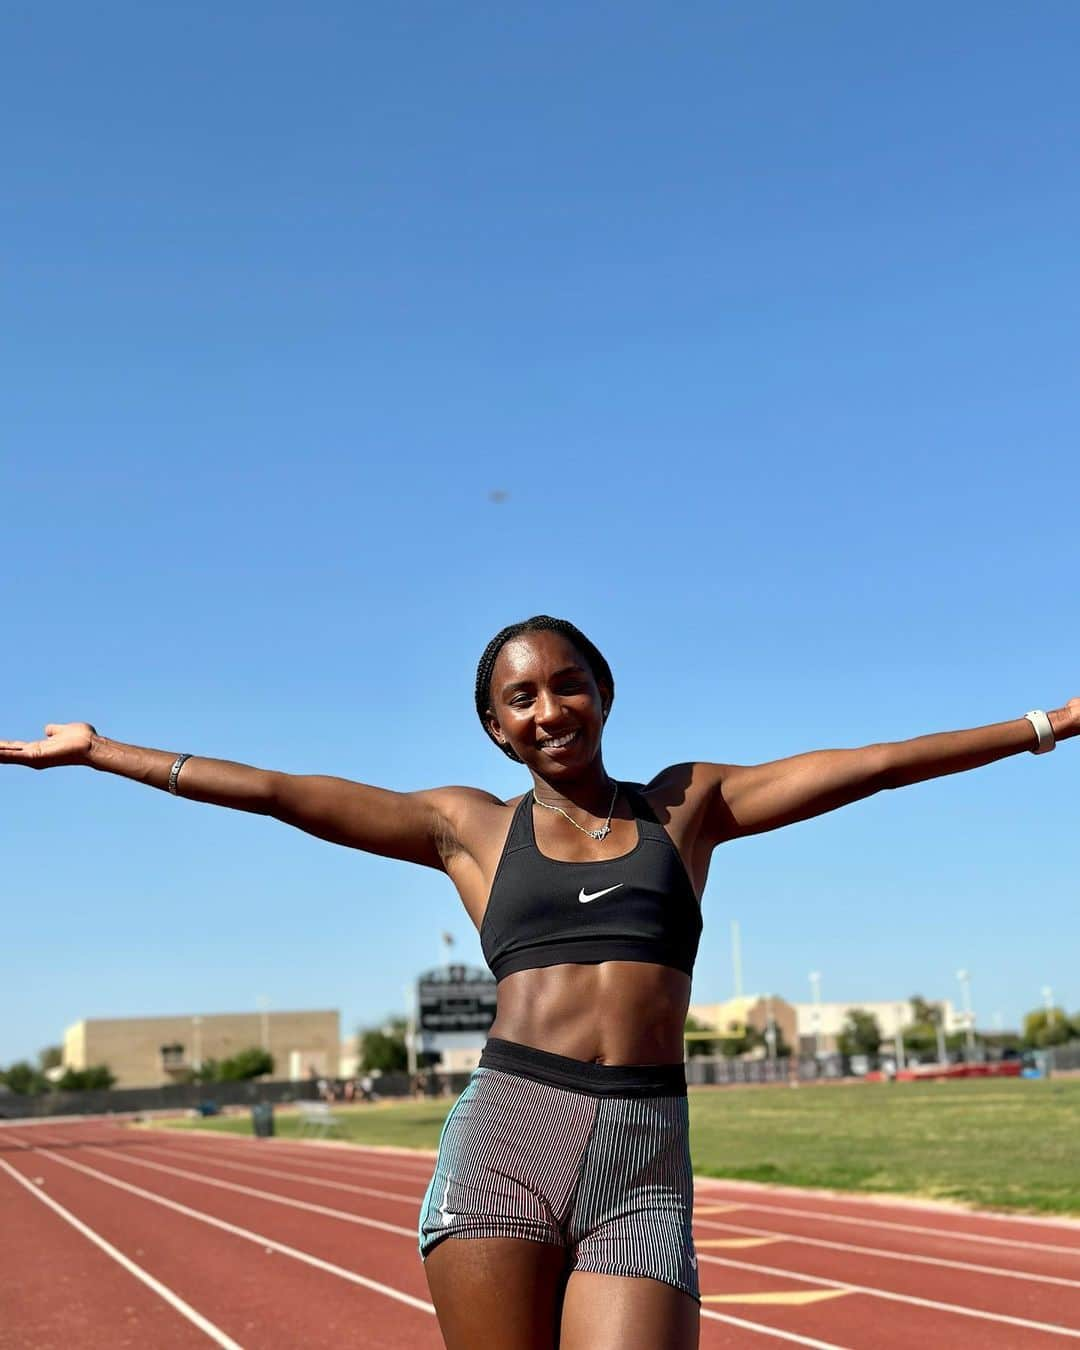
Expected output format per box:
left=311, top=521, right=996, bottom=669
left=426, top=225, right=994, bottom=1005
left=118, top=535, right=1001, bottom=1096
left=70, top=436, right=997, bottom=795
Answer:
left=475, top=616, right=615, bottom=761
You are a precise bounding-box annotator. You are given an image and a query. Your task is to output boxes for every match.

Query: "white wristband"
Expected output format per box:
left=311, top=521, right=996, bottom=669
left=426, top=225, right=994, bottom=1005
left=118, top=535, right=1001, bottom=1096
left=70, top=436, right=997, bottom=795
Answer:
left=1024, top=710, right=1055, bottom=755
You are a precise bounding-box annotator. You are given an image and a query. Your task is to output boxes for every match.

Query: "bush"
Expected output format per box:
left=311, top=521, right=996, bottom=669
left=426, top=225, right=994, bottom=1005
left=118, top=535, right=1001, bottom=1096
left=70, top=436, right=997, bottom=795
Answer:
left=56, top=1064, right=116, bottom=1091
left=194, top=1047, right=275, bottom=1082
left=0, top=1061, right=49, bottom=1095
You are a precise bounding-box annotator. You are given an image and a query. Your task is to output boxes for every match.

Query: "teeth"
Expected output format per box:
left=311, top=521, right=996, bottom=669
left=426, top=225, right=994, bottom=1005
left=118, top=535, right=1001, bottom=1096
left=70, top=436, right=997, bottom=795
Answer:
left=544, top=731, right=578, bottom=748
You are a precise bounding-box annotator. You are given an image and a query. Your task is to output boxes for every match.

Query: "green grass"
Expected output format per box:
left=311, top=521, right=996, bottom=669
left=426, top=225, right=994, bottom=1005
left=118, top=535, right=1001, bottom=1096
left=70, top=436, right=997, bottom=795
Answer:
left=157, top=1099, right=451, bottom=1151
left=686, top=1078, right=1080, bottom=1214
left=155, top=1078, right=1080, bottom=1215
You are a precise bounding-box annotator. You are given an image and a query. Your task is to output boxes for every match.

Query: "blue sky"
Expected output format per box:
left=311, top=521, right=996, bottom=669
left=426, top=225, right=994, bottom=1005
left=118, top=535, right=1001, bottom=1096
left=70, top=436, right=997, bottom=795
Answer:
left=3, top=3, right=1078, bottom=1065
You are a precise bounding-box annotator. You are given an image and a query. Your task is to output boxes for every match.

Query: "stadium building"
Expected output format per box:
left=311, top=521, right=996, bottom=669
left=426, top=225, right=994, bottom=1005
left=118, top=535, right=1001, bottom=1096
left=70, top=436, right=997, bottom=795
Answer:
left=689, top=996, right=798, bottom=1053
left=62, top=1009, right=340, bottom=1089
left=791, top=999, right=965, bottom=1055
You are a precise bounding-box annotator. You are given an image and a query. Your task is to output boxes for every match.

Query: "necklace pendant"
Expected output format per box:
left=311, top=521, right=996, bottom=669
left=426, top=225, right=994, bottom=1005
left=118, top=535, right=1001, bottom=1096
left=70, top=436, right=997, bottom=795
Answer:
left=592, top=824, right=611, bottom=841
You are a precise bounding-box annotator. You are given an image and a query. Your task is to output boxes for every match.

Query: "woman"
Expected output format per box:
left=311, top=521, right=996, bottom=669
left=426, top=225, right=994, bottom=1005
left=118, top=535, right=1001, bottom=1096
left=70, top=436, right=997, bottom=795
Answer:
left=2, top=614, right=1074, bottom=1350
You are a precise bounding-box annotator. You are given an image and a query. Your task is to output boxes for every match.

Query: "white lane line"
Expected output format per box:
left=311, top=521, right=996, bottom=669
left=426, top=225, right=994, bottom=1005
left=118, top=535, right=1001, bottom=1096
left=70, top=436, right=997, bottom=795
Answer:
left=697, top=1252, right=1080, bottom=1340
left=35, top=1149, right=435, bottom=1316
left=699, top=1308, right=853, bottom=1348
left=85, top=1146, right=416, bottom=1238
left=695, top=1178, right=1080, bottom=1234
left=139, top=1143, right=419, bottom=1206
left=156, top=1132, right=431, bottom=1188
left=0, top=1158, right=244, bottom=1349
left=704, top=1196, right=1080, bottom=1258
left=694, top=1216, right=1080, bottom=1290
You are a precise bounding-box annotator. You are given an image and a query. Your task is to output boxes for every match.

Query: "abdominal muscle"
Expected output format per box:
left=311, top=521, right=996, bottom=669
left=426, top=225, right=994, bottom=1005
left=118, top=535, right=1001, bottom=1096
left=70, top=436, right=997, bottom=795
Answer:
left=488, top=961, right=691, bottom=1065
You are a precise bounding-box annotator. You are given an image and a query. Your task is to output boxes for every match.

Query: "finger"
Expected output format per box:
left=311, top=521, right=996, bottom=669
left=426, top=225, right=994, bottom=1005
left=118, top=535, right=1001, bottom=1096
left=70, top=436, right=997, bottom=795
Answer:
left=45, top=724, right=62, bottom=736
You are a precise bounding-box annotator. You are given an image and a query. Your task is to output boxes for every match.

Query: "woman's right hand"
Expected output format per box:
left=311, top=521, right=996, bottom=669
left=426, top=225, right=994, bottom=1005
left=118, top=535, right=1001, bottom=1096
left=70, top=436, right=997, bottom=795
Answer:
left=0, top=722, right=97, bottom=769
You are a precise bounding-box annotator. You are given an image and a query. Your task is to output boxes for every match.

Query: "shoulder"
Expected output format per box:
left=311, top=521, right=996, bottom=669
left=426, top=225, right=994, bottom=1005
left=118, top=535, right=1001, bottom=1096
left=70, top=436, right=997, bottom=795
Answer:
left=413, top=784, right=524, bottom=861
left=414, top=784, right=524, bottom=817
left=638, top=762, right=739, bottom=847
left=640, top=762, right=732, bottom=808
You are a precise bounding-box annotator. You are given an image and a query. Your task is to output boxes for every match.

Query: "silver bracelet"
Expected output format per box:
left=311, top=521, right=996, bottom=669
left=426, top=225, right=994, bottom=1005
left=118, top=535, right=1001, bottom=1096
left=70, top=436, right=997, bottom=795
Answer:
left=1024, top=710, right=1055, bottom=755
left=167, top=753, right=192, bottom=794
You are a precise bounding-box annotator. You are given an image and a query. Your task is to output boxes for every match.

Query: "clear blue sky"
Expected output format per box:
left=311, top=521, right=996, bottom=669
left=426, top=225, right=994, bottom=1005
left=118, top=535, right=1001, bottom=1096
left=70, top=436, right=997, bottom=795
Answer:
left=3, top=3, right=1078, bottom=1065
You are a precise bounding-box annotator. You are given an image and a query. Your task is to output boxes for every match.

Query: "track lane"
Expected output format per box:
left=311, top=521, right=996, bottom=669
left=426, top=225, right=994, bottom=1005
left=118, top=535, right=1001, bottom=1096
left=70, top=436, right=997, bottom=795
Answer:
left=694, top=1212, right=1080, bottom=1287
left=0, top=1161, right=224, bottom=1350
left=694, top=1178, right=1080, bottom=1250
left=697, top=1249, right=1080, bottom=1348
left=3, top=1146, right=441, bottom=1350
left=95, top=1128, right=1080, bottom=1346
left=135, top=1125, right=1080, bottom=1344
left=9, top=1119, right=1080, bottom=1349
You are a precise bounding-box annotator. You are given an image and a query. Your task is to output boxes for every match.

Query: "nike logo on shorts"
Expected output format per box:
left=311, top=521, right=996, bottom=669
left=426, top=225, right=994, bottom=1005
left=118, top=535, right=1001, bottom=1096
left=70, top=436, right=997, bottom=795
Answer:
left=578, top=884, right=623, bottom=904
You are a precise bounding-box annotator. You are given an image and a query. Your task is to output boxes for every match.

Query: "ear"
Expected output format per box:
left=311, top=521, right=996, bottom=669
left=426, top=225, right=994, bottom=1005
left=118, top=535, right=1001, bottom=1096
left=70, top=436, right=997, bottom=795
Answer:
left=486, top=712, right=508, bottom=746
left=597, top=681, right=613, bottom=719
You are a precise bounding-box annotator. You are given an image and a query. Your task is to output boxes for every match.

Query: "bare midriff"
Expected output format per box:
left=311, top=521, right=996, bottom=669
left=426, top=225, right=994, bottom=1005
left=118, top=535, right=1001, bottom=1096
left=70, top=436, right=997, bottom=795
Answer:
left=488, top=962, right=691, bottom=1066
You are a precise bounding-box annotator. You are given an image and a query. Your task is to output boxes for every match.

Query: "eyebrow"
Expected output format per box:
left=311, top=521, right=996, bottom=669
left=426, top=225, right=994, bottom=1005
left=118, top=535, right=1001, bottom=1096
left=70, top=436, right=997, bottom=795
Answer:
left=499, top=665, right=588, bottom=697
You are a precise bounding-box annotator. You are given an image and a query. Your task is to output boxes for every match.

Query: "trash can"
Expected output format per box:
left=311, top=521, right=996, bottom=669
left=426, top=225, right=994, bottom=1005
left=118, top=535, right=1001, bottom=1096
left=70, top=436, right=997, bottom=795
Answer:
left=251, top=1102, right=274, bottom=1138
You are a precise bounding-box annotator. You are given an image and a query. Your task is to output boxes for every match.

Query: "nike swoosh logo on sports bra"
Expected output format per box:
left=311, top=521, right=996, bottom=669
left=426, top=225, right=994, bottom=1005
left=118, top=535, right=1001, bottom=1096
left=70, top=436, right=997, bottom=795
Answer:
left=578, top=883, right=623, bottom=904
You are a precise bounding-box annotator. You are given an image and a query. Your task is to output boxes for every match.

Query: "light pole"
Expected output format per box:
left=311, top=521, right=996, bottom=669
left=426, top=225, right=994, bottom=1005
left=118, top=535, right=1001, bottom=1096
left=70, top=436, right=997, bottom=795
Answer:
left=403, top=983, right=418, bottom=1077
left=191, top=1016, right=203, bottom=1074
left=731, top=919, right=743, bottom=999
left=764, top=993, right=777, bottom=1064
left=934, top=1003, right=947, bottom=1065
left=1042, top=985, right=1057, bottom=1030
left=256, top=995, right=270, bottom=1053
left=956, top=970, right=976, bottom=1059
left=894, top=1004, right=907, bottom=1072
left=809, top=971, right=823, bottom=1058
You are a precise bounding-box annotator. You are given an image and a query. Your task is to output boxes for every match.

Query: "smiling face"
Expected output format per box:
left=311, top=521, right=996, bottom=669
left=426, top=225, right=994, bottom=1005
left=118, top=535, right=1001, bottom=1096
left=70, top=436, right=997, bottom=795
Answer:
left=485, top=630, right=611, bottom=778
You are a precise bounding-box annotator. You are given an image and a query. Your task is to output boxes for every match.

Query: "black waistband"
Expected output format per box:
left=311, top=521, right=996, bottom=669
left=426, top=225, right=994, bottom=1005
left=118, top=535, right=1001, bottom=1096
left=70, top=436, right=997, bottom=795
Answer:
left=479, top=1037, right=686, bottom=1098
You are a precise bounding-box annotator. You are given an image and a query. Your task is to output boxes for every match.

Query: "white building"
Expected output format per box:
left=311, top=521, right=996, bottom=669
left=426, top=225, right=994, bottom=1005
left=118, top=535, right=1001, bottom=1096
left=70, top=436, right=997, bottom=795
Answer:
left=791, top=999, right=965, bottom=1054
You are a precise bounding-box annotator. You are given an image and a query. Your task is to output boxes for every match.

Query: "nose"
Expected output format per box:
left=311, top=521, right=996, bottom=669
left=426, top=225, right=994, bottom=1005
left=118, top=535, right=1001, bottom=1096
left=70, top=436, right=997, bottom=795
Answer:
left=534, top=687, right=563, bottom=726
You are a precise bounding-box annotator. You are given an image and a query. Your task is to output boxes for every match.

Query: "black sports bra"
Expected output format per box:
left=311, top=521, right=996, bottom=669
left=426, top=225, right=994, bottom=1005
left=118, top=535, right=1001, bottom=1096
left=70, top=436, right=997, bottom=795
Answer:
left=479, top=783, right=703, bottom=982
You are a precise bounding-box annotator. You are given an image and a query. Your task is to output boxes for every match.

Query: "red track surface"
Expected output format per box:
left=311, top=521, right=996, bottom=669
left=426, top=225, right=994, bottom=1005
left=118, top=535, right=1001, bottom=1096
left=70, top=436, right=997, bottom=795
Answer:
left=3, top=1115, right=1079, bottom=1349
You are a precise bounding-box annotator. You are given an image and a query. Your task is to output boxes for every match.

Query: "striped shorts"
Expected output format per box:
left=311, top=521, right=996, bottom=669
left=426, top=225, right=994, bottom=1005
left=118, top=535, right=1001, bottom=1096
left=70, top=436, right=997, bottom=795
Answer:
left=418, top=1038, right=698, bottom=1301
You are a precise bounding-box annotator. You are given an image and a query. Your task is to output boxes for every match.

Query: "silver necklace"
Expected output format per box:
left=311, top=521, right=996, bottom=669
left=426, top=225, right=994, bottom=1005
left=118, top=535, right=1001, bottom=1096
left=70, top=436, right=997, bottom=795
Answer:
left=533, top=780, right=620, bottom=842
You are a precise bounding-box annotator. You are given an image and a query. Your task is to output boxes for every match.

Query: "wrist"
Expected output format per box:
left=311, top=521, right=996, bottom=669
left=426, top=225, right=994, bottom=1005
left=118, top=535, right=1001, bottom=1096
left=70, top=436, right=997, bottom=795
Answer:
left=87, top=732, right=115, bottom=771
left=1048, top=707, right=1077, bottom=742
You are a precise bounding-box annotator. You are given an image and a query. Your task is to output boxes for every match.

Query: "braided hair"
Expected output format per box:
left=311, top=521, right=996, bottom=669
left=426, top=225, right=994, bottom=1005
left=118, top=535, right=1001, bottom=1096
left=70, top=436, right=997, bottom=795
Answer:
left=475, top=616, right=614, bottom=761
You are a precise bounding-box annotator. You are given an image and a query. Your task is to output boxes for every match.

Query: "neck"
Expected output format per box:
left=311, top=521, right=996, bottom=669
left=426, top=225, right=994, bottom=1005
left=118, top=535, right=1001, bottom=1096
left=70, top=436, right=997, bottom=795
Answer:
left=530, top=762, right=615, bottom=811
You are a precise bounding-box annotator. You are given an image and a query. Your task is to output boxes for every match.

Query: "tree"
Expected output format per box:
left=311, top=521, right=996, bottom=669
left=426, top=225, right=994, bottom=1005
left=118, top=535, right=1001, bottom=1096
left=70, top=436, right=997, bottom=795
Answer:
left=902, top=994, right=944, bottom=1056
left=716, top=1022, right=765, bottom=1059
left=219, top=1047, right=275, bottom=1080
left=56, top=1064, right=115, bottom=1091
left=1023, top=1008, right=1073, bottom=1049
left=193, top=1047, right=274, bottom=1082
left=684, top=1014, right=720, bottom=1058
left=38, top=1045, right=63, bottom=1072
left=358, top=1018, right=408, bottom=1073
left=838, top=1008, right=881, bottom=1056
left=0, top=1061, right=48, bottom=1095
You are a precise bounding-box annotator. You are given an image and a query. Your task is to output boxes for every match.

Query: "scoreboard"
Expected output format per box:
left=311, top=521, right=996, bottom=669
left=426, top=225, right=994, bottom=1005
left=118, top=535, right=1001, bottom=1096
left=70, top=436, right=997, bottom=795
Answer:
left=417, top=965, right=497, bottom=1034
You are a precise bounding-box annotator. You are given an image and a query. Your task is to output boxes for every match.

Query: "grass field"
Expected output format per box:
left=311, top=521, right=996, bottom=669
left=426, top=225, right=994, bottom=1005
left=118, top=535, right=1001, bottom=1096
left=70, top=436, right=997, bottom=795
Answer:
left=159, top=1078, right=1080, bottom=1215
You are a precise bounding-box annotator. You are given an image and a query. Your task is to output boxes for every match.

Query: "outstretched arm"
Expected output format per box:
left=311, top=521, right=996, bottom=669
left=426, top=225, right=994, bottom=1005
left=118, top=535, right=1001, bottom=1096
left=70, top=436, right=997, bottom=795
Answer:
left=0, top=723, right=460, bottom=869
left=702, top=701, right=1079, bottom=843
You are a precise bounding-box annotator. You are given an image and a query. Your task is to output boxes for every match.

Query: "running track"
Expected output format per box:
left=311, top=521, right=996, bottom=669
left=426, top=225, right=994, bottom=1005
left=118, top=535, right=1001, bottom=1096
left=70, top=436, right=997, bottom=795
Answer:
left=2, top=1115, right=1079, bottom=1349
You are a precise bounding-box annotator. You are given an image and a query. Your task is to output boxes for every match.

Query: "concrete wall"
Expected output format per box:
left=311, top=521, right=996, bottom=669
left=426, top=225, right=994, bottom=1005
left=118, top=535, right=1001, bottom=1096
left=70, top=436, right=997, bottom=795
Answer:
left=64, top=1010, right=340, bottom=1088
